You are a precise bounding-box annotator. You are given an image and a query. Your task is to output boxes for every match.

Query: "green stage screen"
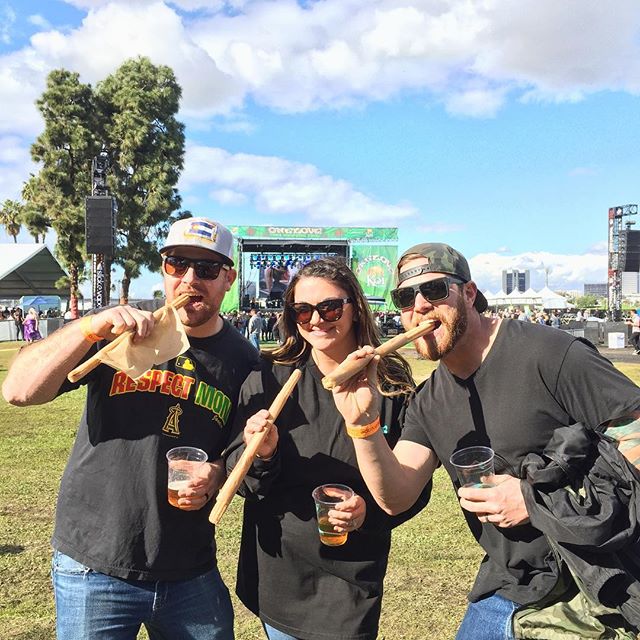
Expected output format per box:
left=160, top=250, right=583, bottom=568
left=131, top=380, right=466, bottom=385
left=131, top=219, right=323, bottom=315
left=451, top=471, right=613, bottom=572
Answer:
left=220, top=226, right=398, bottom=312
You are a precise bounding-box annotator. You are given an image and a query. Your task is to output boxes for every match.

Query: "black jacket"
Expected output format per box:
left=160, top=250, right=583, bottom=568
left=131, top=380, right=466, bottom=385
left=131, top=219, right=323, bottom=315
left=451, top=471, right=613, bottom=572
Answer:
left=521, top=425, right=640, bottom=629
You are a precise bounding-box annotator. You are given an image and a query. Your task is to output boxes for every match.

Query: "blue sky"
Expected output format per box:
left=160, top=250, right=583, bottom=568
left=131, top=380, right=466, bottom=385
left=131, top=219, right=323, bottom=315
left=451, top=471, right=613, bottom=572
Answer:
left=1, top=0, right=640, bottom=298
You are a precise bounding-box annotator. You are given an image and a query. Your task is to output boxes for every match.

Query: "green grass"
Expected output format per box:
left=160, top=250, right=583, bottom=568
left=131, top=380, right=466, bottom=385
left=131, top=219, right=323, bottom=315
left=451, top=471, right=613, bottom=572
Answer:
left=1, top=341, right=638, bottom=639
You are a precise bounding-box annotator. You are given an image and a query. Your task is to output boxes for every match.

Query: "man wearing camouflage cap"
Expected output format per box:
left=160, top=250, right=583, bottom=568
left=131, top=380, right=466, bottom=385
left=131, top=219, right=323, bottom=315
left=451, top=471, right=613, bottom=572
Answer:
left=332, top=242, right=640, bottom=638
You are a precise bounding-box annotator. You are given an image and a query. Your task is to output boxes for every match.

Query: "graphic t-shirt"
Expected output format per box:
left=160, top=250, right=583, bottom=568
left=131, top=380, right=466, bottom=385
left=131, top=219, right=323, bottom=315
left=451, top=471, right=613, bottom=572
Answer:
left=52, top=319, right=259, bottom=581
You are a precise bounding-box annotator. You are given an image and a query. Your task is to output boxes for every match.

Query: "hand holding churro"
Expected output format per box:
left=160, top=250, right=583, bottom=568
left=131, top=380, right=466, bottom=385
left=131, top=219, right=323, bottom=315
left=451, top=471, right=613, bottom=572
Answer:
left=321, top=319, right=437, bottom=390
left=67, top=293, right=192, bottom=383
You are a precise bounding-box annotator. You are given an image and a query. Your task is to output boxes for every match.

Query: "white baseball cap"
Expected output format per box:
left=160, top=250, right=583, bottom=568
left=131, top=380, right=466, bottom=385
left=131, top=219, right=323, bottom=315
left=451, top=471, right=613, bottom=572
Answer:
left=160, top=217, right=234, bottom=265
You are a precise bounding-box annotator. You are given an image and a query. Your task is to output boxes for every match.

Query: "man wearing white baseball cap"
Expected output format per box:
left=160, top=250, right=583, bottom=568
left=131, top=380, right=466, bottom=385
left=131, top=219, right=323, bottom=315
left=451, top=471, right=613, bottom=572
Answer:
left=3, top=216, right=259, bottom=639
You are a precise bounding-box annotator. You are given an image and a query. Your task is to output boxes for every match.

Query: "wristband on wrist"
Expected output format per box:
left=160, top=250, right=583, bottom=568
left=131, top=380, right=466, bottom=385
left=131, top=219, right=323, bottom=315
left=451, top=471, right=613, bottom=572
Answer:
left=80, top=315, right=102, bottom=343
left=346, top=416, right=381, bottom=439
left=256, top=446, right=277, bottom=461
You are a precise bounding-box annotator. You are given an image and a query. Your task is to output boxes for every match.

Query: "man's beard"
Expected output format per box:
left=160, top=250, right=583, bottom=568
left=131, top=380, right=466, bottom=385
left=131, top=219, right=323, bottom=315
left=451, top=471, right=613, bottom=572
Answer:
left=178, top=299, right=216, bottom=328
left=415, top=296, right=468, bottom=361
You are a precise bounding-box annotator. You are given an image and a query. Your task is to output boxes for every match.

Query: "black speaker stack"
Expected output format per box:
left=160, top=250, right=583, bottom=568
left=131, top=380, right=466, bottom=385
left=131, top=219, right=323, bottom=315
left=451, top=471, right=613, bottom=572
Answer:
left=85, top=196, right=116, bottom=256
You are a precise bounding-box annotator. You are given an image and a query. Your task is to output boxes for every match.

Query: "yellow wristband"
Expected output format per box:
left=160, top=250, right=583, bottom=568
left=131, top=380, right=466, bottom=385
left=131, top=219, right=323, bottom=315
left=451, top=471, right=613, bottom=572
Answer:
left=346, top=417, right=381, bottom=439
left=80, top=315, right=102, bottom=343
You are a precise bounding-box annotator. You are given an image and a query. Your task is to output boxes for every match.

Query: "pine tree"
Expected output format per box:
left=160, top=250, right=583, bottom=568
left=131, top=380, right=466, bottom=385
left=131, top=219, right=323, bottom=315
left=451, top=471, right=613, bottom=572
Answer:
left=31, top=69, right=100, bottom=318
left=96, top=57, right=185, bottom=303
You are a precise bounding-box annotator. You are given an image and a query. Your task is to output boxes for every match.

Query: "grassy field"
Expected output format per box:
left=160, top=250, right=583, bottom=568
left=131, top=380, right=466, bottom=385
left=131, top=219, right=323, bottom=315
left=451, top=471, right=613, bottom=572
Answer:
left=1, top=341, right=638, bottom=639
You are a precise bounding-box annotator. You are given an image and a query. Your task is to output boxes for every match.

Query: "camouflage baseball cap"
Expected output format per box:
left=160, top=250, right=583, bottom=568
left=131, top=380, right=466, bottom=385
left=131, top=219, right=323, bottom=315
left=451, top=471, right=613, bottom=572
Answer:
left=397, top=243, right=488, bottom=312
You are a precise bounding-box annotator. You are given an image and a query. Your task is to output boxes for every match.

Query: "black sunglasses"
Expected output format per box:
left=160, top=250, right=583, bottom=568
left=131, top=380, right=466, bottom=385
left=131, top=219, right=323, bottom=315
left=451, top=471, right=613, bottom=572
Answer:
left=289, top=297, right=353, bottom=324
left=163, top=255, right=229, bottom=281
left=391, top=276, right=465, bottom=310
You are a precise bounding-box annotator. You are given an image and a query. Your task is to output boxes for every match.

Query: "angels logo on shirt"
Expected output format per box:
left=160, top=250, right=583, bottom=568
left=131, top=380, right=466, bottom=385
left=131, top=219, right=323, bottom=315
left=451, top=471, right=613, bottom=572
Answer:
left=162, top=403, right=183, bottom=437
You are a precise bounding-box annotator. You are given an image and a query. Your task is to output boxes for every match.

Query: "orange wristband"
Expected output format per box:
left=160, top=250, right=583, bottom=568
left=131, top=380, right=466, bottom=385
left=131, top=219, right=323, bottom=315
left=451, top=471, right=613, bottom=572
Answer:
left=346, top=416, right=381, bottom=439
left=80, top=315, right=102, bottom=343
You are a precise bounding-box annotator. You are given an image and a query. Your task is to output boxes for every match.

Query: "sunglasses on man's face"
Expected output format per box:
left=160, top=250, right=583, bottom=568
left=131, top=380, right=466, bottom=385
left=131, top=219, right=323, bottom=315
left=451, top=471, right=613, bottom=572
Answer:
left=390, top=276, right=465, bottom=310
left=289, top=297, right=353, bottom=324
left=163, top=255, right=229, bottom=281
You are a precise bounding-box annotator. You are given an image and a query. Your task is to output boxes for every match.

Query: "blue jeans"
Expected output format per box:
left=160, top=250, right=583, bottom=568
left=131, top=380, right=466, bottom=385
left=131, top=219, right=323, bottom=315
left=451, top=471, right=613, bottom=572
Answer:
left=263, top=622, right=299, bottom=640
left=249, top=333, right=260, bottom=350
left=51, top=550, right=234, bottom=640
left=456, top=593, right=518, bottom=640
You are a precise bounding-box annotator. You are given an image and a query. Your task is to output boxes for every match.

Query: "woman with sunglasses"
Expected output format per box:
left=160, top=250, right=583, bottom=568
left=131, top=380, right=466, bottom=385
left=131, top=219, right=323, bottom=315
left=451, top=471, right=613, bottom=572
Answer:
left=225, top=258, right=430, bottom=640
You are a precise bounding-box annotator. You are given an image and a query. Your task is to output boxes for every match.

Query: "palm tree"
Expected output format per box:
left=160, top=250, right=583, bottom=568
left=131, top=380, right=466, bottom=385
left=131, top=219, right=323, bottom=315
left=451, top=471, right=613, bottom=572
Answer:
left=21, top=176, right=51, bottom=243
left=0, top=199, right=23, bottom=242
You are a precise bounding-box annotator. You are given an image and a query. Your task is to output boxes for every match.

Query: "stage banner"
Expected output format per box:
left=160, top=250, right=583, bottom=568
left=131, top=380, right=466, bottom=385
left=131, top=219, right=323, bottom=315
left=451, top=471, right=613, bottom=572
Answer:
left=220, top=277, right=239, bottom=313
left=351, top=244, right=397, bottom=305
left=229, top=225, right=397, bottom=241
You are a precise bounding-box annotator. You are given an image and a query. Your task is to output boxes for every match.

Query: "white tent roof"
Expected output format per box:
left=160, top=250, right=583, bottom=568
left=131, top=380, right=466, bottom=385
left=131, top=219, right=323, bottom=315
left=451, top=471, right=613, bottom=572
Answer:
left=538, top=286, right=571, bottom=309
left=483, top=286, right=570, bottom=309
left=506, top=289, right=539, bottom=304
left=538, top=286, right=563, bottom=298
left=484, top=289, right=509, bottom=304
left=0, top=244, right=67, bottom=299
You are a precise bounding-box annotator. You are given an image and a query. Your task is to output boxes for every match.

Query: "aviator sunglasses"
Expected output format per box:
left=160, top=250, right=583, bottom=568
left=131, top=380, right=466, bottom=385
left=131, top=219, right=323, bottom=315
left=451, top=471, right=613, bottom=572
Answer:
left=163, top=255, right=229, bottom=280
left=391, top=276, right=465, bottom=310
left=289, top=297, right=353, bottom=324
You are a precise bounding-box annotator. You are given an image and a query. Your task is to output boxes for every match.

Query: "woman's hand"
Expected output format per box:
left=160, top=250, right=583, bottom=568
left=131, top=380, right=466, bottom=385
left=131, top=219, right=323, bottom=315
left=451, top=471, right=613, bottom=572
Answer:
left=327, top=493, right=367, bottom=533
left=331, top=346, right=381, bottom=426
left=244, top=409, right=279, bottom=460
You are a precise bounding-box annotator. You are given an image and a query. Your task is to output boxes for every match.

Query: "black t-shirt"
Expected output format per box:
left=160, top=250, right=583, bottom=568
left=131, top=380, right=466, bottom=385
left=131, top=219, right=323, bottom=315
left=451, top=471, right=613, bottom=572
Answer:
left=226, top=357, right=429, bottom=640
left=52, top=319, right=259, bottom=581
left=401, top=319, right=640, bottom=605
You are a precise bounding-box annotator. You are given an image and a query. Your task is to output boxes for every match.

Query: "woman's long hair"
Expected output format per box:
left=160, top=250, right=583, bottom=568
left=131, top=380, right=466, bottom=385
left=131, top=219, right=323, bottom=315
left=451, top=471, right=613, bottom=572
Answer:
left=266, top=258, right=414, bottom=396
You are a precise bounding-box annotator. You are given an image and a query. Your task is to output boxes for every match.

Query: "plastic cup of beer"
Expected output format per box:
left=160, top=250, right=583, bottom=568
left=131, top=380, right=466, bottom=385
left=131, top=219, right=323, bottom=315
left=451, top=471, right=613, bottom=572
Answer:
left=450, top=446, right=495, bottom=488
left=166, top=446, right=208, bottom=508
left=311, top=484, right=354, bottom=546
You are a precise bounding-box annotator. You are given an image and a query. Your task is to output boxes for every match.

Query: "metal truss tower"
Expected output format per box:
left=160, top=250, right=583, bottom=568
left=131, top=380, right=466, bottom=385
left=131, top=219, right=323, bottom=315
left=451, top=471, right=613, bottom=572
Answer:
left=608, top=204, right=638, bottom=320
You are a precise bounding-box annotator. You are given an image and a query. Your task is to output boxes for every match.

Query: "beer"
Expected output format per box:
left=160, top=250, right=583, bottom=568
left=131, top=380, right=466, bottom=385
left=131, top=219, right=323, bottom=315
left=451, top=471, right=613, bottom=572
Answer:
left=168, top=479, right=190, bottom=508
left=318, top=515, right=348, bottom=546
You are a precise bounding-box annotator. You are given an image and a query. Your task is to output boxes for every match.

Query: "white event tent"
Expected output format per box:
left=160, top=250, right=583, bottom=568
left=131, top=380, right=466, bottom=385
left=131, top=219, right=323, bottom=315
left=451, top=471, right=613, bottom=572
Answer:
left=483, top=287, right=571, bottom=310
left=0, top=244, right=67, bottom=300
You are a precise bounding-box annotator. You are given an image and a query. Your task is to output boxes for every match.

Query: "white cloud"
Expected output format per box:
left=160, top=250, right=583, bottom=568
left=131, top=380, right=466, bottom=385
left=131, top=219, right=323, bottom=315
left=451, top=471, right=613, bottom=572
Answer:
left=0, top=5, right=16, bottom=45
left=0, top=136, right=37, bottom=201
left=0, top=0, right=638, bottom=141
left=181, top=144, right=417, bottom=225
left=445, top=86, right=506, bottom=118
left=587, top=240, right=608, bottom=255
left=189, top=0, right=640, bottom=114
left=470, top=250, right=607, bottom=292
left=210, top=188, right=247, bottom=205
left=28, top=14, right=52, bottom=30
